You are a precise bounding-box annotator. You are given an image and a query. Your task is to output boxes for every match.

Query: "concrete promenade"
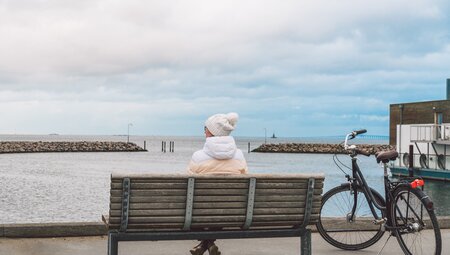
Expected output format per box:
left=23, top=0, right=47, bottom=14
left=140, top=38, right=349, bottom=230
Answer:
left=1, top=229, right=448, bottom=255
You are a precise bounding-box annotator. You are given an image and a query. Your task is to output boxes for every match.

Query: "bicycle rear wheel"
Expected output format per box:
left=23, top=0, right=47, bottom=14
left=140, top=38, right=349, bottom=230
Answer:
left=316, top=184, right=385, bottom=250
left=391, top=187, right=442, bottom=255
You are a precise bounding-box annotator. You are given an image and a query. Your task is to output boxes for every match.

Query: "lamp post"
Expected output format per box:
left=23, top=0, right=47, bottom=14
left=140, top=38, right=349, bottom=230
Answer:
left=264, top=128, right=267, bottom=144
left=127, top=123, right=133, bottom=143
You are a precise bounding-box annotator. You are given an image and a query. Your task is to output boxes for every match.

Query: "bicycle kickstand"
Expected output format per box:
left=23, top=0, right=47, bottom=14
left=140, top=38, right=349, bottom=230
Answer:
left=376, top=234, right=393, bottom=255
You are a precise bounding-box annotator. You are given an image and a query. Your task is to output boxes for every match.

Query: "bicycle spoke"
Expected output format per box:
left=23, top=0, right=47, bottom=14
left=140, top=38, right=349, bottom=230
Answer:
left=317, top=185, right=385, bottom=250
left=391, top=188, right=441, bottom=255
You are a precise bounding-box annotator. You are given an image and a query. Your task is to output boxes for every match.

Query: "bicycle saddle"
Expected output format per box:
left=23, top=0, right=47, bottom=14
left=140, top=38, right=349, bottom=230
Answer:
left=375, top=150, right=398, bottom=163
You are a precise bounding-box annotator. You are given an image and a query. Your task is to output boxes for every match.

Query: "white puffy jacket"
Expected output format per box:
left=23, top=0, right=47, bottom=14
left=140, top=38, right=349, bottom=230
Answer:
left=187, top=136, right=248, bottom=175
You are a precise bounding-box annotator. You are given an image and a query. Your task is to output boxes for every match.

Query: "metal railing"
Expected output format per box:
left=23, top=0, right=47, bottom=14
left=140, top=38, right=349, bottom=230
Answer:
left=410, top=124, right=450, bottom=143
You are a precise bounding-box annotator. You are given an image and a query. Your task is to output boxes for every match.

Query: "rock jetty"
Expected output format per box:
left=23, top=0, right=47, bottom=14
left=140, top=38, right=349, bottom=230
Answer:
left=0, top=141, right=146, bottom=153
left=252, top=143, right=395, bottom=155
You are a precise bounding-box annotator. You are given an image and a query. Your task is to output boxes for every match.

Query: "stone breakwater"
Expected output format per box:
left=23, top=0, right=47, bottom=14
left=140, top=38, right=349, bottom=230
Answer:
left=0, top=141, right=146, bottom=153
left=252, top=143, right=395, bottom=155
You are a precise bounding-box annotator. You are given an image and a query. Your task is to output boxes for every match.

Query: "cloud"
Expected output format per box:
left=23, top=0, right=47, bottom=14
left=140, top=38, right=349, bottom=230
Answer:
left=0, top=0, right=449, bottom=136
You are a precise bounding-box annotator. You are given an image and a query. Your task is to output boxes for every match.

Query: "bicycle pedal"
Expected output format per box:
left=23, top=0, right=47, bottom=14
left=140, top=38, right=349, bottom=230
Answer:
left=373, top=219, right=386, bottom=225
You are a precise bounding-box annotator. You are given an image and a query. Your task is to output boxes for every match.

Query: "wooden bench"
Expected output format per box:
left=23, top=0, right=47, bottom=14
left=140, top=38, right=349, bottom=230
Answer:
left=106, top=173, right=324, bottom=255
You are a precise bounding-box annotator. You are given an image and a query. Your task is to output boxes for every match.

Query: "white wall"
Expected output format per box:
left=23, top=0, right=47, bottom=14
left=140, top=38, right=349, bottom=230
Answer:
left=396, top=124, right=449, bottom=169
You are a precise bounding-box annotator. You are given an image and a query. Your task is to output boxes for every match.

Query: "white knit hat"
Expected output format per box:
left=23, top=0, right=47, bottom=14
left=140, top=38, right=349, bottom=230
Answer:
left=205, top=112, right=239, bottom=136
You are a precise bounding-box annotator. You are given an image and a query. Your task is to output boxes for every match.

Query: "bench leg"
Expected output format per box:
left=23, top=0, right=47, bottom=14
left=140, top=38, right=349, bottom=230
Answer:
left=108, top=233, right=118, bottom=255
left=300, top=229, right=312, bottom=255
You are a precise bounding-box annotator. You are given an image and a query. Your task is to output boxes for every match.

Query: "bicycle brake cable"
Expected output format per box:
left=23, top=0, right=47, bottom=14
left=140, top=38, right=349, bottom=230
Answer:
left=333, top=153, right=350, bottom=175
left=335, top=154, right=352, bottom=170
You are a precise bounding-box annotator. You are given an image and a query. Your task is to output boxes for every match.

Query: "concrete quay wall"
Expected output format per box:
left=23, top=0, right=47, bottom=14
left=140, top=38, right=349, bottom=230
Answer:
left=0, top=222, right=107, bottom=238
left=0, top=141, right=146, bottom=153
left=252, top=143, right=395, bottom=155
left=2, top=217, right=449, bottom=238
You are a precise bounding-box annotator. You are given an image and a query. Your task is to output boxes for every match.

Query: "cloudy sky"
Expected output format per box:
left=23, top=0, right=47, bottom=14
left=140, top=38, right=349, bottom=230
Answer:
left=0, top=0, right=449, bottom=137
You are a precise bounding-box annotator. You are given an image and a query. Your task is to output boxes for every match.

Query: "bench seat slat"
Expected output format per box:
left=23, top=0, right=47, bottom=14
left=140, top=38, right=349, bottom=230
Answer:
left=111, top=183, right=188, bottom=189
left=110, top=194, right=322, bottom=203
left=111, top=189, right=322, bottom=197
left=109, top=212, right=321, bottom=225
left=111, top=182, right=324, bottom=190
left=111, top=173, right=324, bottom=179
left=110, top=202, right=322, bottom=211
left=108, top=217, right=320, bottom=229
left=111, top=196, right=248, bottom=203
left=109, top=207, right=321, bottom=217
left=111, top=190, right=187, bottom=196
left=108, top=217, right=320, bottom=230
left=112, top=179, right=187, bottom=183
left=111, top=203, right=186, bottom=210
left=110, top=201, right=321, bottom=210
left=114, top=207, right=334, bottom=218
left=254, top=194, right=321, bottom=202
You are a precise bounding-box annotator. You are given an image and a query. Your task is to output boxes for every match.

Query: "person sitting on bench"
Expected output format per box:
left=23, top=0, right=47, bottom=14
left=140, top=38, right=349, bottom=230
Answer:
left=187, top=112, right=248, bottom=255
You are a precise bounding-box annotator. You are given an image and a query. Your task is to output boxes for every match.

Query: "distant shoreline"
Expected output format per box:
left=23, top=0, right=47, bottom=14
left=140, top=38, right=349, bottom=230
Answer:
left=252, top=143, right=395, bottom=154
left=0, top=141, right=146, bottom=154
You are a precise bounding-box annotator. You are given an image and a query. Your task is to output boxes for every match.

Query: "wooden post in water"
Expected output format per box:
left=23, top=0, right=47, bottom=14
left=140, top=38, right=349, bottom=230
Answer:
left=171, top=141, right=174, bottom=152
left=162, top=141, right=167, bottom=153
left=144, top=141, right=146, bottom=150
left=248, top=142, right=251, bottom=153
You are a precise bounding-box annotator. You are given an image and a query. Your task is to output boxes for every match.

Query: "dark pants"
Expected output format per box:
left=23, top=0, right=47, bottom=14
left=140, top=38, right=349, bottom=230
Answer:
left=194, top=227, right=222, bottom=244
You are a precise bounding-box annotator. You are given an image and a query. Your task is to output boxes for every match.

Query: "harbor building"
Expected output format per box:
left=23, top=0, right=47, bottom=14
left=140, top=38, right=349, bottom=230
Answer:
left=389, top=79, right=450, bottom=180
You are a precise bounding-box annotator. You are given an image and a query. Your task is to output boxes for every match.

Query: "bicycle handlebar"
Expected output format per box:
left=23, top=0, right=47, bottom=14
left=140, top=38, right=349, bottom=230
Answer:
left=344, top=129, right=368, bottom=153
left=352, top=129, right=367, bottom=136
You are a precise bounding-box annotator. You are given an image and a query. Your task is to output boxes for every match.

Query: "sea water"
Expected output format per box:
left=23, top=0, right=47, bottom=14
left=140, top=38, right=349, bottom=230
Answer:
left=0, top=135, right=448, bottom=224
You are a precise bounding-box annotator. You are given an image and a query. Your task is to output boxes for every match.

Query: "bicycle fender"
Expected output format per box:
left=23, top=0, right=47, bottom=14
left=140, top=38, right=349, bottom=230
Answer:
left=413, top=188, right=435, bottom=211
left=393, top=184, right=434, bottom=211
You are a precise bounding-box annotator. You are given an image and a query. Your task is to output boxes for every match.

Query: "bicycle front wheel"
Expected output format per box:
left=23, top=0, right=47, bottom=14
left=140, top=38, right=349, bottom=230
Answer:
left=391, top=187, right=442, bottom=255
left=316, top=184, right=385, bottom=250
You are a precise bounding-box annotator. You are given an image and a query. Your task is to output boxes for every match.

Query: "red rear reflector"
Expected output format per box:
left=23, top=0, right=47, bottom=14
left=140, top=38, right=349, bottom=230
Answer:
left=410, top=179, right=425, bottom=189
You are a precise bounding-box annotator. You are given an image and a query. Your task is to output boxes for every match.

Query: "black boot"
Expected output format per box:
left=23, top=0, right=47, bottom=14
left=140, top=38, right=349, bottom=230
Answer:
left=207, top=241, right=221, bottom=255
left=190, top=240, right=208, bottom=255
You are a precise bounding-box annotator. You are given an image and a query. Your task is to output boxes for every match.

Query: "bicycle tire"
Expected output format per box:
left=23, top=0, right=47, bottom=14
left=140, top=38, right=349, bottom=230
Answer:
left=391, top=186, right=442, bottom=255
left=316, top=184, right=386, bottom=250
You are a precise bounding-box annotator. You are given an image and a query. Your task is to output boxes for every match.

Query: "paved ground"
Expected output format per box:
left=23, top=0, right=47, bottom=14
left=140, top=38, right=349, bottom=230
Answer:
left=1, top=229, right=448, bottom=255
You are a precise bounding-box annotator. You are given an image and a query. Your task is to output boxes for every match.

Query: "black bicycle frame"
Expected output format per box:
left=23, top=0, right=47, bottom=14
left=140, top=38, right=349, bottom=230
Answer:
left=349, top=156, right=421, bottom=231
left=349, top=157, right=388, bottom=222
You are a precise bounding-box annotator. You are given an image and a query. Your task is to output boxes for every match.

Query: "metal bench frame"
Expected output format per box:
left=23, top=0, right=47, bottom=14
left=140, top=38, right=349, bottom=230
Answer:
left=107, top=177, right=317, bottom=255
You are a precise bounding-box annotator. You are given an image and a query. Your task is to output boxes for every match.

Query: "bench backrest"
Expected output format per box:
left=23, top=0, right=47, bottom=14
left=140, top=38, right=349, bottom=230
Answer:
left=108, top=173, right=324, bottom=232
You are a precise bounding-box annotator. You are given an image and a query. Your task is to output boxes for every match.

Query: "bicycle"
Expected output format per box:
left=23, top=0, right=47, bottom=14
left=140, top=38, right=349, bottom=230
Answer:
left=316, top=129, right=442, bottom=255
